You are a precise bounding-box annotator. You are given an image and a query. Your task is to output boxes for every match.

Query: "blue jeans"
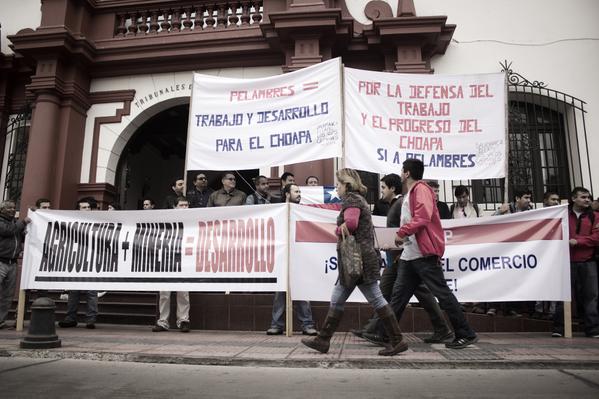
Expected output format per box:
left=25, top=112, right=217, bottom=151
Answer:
left=270, top=292, right=314, bottom=330
left=65, top=291, right=98, bottom=323
left=330, top=280, right=388, bottom=312
left=385, top=256, right=475, bottom=339
left=554, top=261, right=599, bottom=335
left=0, top=262, right=16, bottom=324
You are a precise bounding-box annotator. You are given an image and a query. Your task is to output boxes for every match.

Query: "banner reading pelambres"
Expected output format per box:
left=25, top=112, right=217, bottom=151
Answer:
left=186, top=58, right=342, bottom=171
left=21, top=204, right=288, bottom=292
left=344, top=68, right=507, bottom=179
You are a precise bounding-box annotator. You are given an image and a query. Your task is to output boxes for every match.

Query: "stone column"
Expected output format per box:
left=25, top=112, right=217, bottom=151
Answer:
left=19, top=92, right=61, bottom=209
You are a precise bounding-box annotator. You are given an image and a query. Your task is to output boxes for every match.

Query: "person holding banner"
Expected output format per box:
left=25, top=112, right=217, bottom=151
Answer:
left=152, top=196, right=191, bottom=333
left=267, top=183, right=317, bottom=336
left=553, top=187, right=599, bottom=338
left=0, top=200, right=29, bottom=329
left=59, top=198, right=99, bottom=329
left=383, top=159, right=477, bottom=349
left=301, top=169, right=408, bottom=356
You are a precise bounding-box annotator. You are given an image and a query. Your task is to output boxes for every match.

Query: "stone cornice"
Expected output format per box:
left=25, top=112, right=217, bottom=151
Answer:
left=8, top=27, right=96, bottom=65
left=262, top=8, right=353, bottom=39
left=368, top=16, right=455, bottom=52
left=27, top=75, right=91, bottom=111
left=89, top=89, right=136, bottom=104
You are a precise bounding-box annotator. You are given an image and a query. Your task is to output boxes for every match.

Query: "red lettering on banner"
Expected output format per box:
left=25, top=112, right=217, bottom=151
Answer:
left=399, top=136, right=444, bottom=151
left=196, top=217, right=277, bottom=274
left=469, top=84, right=493, bottom=98
left=245, top=219, right=254, bottom=273
left=409, top=85, right=464, bottom=99
left=267, top=218, right=275, bottom=273
left=229, top=86, right=295, bottom=102
left=357, top=80, right=381, bottom=95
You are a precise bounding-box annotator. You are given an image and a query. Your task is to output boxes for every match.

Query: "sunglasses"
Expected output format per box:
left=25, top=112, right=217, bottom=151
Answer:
left=225, top=177, right=236, bottom=181
left=197, top=177, right=207, bottom=181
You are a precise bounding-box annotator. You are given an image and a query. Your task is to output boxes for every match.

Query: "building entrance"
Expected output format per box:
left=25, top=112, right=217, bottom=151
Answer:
left=115, top=103, right=258, bottom=209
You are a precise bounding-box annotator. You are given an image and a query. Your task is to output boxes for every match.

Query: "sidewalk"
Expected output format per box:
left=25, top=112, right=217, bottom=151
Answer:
left=1, top=324, right=599, bottom=369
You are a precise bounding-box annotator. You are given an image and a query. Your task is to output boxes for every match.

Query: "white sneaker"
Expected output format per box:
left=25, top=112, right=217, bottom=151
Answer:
left=59, top=293, right=69, bottom=301
left=98, top=292, right=107, bottom=298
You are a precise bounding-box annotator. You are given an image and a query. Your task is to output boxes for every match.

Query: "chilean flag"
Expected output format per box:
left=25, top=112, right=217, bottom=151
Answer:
left=299, top=186, right=342, bottom=210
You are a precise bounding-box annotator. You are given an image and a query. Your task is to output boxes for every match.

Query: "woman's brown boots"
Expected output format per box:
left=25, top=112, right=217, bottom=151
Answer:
left=376, top=304, right=409, bottom=356
left=301, top=308, right=343, bottom=353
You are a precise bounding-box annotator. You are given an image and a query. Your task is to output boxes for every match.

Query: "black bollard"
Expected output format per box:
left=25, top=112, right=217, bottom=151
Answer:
left=20, top=297, right=61, bottom=349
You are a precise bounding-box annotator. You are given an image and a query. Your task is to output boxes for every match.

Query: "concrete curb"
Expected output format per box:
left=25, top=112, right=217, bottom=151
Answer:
left=3, top=349, right=599, bottom=370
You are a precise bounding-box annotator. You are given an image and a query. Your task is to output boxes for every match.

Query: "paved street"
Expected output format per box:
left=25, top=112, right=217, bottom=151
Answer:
left=1, top=358, right=599, bottom=398
left=2, top=324, right=599, bottom=398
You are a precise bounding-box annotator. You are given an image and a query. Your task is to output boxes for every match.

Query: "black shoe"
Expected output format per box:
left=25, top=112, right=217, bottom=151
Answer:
left=266, top=327, right=283, bottom=335
left=350, top=329, right=364, bottom=338
left=179, top=321, right=190, bottom=333
left=85, top=323, right=96, bottom=329
left=362, top=332, right=388, bottom=347
left=302, top=327, right=317, bottom=336
left=445, top=336, right=478, bottom=349
left=423, top=330, right=454, bottom=343
left=551, top=331, right=563, bottom=338
left=152, top=324, right=168, bottom=332
left=58, top=320, right=77, bottom=328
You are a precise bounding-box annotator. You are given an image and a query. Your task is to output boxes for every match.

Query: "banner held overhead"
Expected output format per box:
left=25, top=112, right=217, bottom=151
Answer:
left=344, top=68, right=507, bottom=179
left=186, top=58, right=343, bottom=171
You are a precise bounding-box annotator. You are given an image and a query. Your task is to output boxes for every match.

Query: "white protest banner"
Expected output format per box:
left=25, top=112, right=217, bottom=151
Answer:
left=186, top=58, right=342, bottom=171
left=289, top=204, right=386, bottom=302
left=439, top=204, right=570, bottom=302
left=21, top=204, right=288, bottom=292
left=290, top=204, right=570, bottom=303
left=344, top=68, right=507, bottom=179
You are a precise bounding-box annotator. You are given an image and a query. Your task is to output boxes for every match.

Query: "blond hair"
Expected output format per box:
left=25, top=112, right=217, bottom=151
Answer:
left=336, top=168, right=367, bottom=196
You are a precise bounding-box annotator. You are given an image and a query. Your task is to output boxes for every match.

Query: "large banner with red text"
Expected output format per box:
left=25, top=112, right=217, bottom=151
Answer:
left=344, top=68, right=507, bottom=179
left=186, top=58, right=342, bottom=171
left=290, top=204, right=570, bottom=302
left=21, top=204, right=570, bottom=302
left=21, top=204, right=288, bottom=292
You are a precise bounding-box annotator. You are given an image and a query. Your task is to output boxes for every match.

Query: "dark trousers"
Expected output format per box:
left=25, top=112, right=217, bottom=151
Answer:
left=381, top=256, right=475, bottom=339
left=554, top=261, right=599, bottom=335
left=364, top=256, right=449, bottom=334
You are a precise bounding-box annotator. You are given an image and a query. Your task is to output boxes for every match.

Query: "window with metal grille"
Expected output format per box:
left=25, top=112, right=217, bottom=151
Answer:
left=468, top=62, right=590, bottom=209
left=1, top=106, right=30, bottom=209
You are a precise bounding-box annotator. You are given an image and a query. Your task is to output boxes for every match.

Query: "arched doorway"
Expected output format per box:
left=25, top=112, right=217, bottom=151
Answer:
left=115, top=103, right=259, bottom=209
left=115, top=104, right=188, bottom=209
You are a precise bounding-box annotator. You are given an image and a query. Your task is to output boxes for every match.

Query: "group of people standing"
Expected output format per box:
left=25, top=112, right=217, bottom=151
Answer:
left=2, top=159, right=597, bottom=357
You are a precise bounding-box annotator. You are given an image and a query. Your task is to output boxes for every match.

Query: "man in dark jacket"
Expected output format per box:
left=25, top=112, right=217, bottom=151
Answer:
left=187, top=173, right=213, bottom=208
left=0, top=200, right=30, bottom=329
left=553, top=187, right=599, bottom=338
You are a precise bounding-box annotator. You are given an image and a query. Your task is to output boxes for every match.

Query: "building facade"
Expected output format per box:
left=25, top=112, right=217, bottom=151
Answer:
left=1, top=0, right=598, bottom=329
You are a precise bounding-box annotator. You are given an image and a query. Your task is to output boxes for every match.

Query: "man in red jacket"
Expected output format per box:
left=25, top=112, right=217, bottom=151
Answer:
left=553, top=187, right=599, bottom=338
left=388, top=159, right=477, bottom=349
